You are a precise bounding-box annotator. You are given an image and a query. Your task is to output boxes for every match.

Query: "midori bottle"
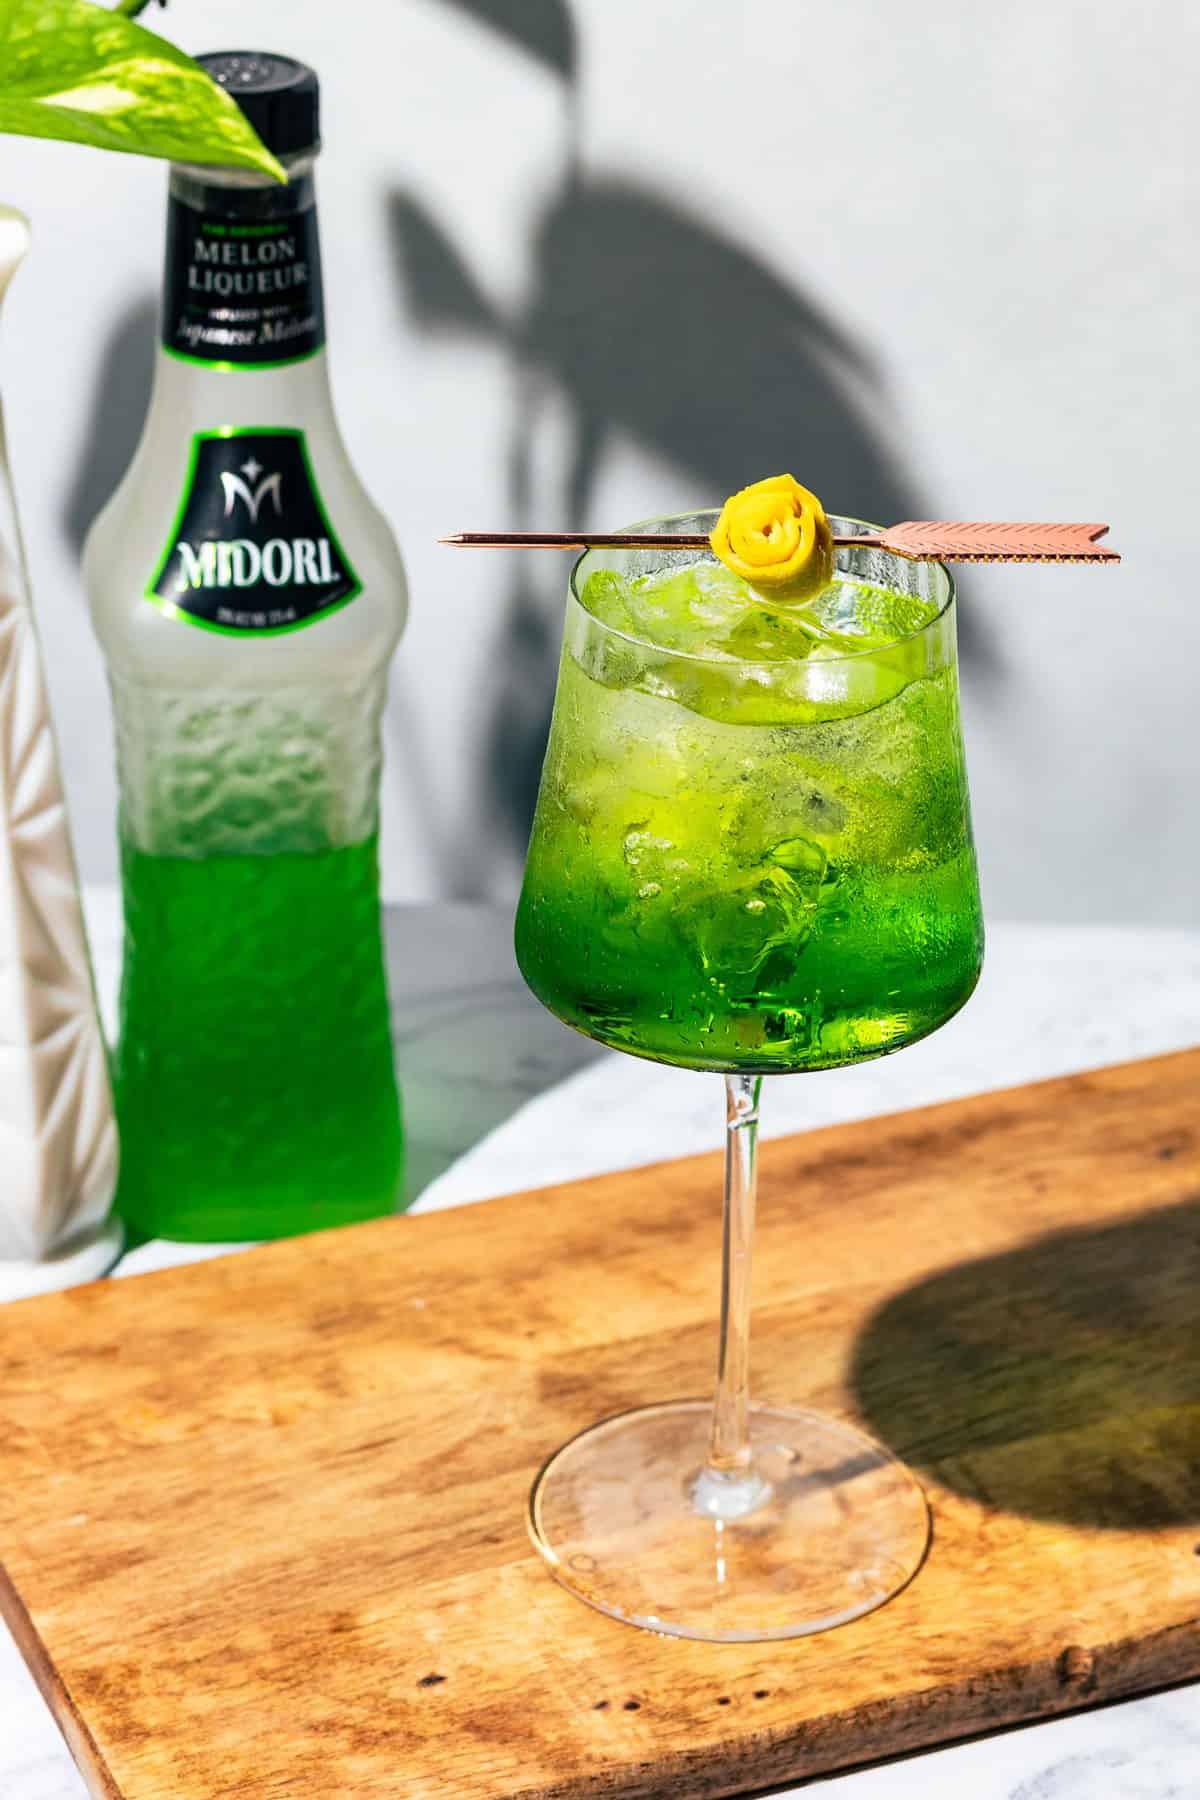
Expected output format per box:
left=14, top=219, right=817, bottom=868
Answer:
left=84, top=52, right=406, bottom=1242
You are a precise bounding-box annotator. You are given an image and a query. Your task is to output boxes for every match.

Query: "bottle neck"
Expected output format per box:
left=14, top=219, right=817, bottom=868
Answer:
left=161, top=154, right=326, bottom=375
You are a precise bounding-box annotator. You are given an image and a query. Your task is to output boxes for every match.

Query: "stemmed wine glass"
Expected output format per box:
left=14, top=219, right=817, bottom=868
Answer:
left=515, top=513, right=983, bottom=1641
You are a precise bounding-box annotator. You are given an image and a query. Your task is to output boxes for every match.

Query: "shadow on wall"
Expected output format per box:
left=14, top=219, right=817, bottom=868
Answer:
left=390, top=0, right=1002, bottom=897
left=60, top=0, right=1003, bottom=903
left=62, top=296, right=157, bottom=556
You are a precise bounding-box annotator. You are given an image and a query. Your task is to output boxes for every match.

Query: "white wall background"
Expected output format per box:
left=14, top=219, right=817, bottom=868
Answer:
left=0, top=0, right=1195, bottom=922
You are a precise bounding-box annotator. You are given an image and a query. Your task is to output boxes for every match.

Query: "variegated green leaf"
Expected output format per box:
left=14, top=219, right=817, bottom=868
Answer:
left=0, top=0, right=284, bottom=179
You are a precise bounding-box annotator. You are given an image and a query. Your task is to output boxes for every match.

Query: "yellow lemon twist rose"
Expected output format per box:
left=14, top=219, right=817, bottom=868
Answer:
left=710, top=474, right=834, bottom=603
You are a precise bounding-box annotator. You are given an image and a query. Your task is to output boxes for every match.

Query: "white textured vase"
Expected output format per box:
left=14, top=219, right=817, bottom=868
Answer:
left=0, top=205, right=120, bottom=1297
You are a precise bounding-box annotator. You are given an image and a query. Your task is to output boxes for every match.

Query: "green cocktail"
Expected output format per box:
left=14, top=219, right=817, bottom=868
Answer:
left=517, top=534, right=982, bottom=1072
left=516, top=508, right=984, bottom=1644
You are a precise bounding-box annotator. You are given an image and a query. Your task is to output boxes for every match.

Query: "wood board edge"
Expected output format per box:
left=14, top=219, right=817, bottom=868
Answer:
left=0, top=1558, right=122, bottom=1800
left=513, top=1621, right=1200, bottom=1800
left=2, top=1044, right=1192, bottom=1328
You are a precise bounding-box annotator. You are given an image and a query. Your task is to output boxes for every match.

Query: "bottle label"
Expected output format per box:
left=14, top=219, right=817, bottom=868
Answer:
left=162, top=194, right=325, bottom=367
left=146, top=429, right=362, bottom=635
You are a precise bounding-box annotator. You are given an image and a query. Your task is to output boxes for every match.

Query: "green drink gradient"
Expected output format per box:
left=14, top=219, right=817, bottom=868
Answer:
left=115, top=833, right=403, bottom=1241
left=516, top=516, right=984, bottom=1073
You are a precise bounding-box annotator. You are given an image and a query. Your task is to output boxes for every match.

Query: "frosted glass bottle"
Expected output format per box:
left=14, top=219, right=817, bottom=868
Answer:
left=84, top=53, right=406, bottom=1242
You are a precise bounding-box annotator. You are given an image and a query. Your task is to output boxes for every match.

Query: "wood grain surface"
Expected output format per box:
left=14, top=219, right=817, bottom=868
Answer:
left=0, top=1050, right=1198, bottom=1799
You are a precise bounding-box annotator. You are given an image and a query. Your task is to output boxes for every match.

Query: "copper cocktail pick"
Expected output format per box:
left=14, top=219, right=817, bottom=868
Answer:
left=440, top=522, right=1119, bottom=564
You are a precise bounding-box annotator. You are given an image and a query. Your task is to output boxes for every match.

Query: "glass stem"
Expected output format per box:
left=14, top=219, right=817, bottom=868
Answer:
left=710, top=1073, right=763, bottom=1473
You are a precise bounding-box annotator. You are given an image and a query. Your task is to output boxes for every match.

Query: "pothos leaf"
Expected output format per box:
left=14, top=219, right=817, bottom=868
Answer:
left=0, top=0, right=285, bottom=179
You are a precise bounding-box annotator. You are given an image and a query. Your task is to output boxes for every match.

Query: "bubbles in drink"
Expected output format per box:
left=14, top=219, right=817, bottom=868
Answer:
left=517, top=555, right=982, bottom=1071
left=581, top=562, right=940, bottom=664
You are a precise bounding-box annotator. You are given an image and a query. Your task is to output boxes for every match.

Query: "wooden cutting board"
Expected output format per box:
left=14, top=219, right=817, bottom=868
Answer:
left=1, top=1050, right=1199, bottom=1800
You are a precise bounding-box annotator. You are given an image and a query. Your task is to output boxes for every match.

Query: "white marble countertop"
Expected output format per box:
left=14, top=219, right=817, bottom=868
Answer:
left=3, top=899, right=1200, bottom=1798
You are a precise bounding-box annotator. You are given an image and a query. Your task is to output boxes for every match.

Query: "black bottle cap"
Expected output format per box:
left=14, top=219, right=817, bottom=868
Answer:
left=197, top=52, right=320, bottom=158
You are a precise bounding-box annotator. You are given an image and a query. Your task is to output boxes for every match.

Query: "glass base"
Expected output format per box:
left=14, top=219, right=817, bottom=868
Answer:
left=529, top=1400, right=930, bottom=1642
